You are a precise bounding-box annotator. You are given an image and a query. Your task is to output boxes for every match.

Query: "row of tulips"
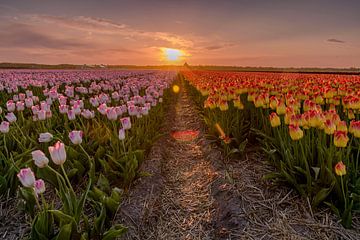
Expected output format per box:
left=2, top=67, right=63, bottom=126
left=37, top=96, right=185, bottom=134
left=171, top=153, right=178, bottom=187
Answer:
left=183, top=70, right=360, bottom=228
left=0, top=69, right=177, bottom=239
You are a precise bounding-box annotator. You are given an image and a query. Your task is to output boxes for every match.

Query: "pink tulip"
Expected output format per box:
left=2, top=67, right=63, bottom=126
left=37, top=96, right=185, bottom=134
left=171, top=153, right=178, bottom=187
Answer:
left=6, top=100, right=15, bottom=112
left=32, top=150, right=49, bottom=168
left=106, top=107, right=118, bottom=121
left=118, top=128, right=126, bottom=140
left=16, top=101, right=25, bottom=111
left=38, top=132, right=53, bottom=143
left=25, top=98, right=34, bottom=108
left=5, top=112, right=17, bottom=123
left=0, top=121, right=10, bottom=133
left=67, top=110, right=76, bottom=120
left=37, top=110, right=46, bottom=121
left=17, top=168, right=36, bottom=188
left=120, top=117, right=131, bottom=130
left=34, top=179, right=46, bottom=195
left=48, top=141, right=67, bottom=165
left=69, top=130, right=83, bottom=145
left=59, top=104, right=69, bottom=114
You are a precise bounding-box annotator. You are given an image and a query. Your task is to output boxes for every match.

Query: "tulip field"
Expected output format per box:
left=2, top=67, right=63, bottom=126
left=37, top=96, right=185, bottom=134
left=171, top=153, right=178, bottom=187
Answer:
left=182, top=70, right=360, bottom=228
left=1, top=68, right=360, bottom=239
left=0, top=69, right=175, bottom=239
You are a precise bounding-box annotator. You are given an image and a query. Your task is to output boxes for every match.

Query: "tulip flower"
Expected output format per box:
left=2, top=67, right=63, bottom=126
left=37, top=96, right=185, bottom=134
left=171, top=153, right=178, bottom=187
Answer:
left=67, top=109, right=76, bottom=120
left=5, top=112, right=17, bottom=123
left=349, top=121, right=360, bottom=138
left=106, top=107, right=118, bottom=121
left=334, top=131, right=349, bottom=148
left=25, top=98, right=34, bottom=108
left=32, top=150, right=49, bottom=168
left=276, top=101, right=286, bottom=115
left=120, top=117, right=132, bottom=130
left=118, top=128, right=126, bottom=140
left=324, top=119, right=336, bottom=135
left=336, top=121, right=348, bottom=132
left=38, top=132, right=53, bottom=143
left=0, top=121, right=10, bottom=133
left=289, top=124, right=304, bottom=141
left=34, top=179, right=46, bottom=195
left=69, top=130, right=83, bottom=145
left=6, top=100, right=15, bottom=112
left=48, top=141, right=67, bottom=165
left=335, top=161, right=346, bottom=176
left=37, top=110, right=46, bottom=121
left=269, top=112, right=281, bottom=127
left=17, top=168, right=36, bottom=188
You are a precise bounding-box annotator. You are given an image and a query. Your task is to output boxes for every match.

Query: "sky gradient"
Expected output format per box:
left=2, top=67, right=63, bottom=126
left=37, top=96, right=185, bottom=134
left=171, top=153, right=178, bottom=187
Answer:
left=0, top=0, right=359, bottom=67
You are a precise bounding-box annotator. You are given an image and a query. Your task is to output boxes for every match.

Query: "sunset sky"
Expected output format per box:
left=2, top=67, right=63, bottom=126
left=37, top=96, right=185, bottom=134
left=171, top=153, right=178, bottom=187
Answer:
left=0, top=0, right=359, bottom=67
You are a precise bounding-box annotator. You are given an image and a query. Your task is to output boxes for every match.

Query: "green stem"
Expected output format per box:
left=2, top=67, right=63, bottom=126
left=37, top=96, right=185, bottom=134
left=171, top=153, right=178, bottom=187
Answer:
left=340, top=176, right=347, bottom=210
left=33, top=189, right=42, bottom=210
left=79, top=144, right=92, bottom=161
left=60, top=164, right=74, bottom=193
left=3, top=134, right=9, bottom=158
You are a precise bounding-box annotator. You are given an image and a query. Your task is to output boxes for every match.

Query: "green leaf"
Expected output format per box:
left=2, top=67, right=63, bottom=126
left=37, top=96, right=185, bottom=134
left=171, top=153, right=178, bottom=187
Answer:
left=104, top=196, right=120, bottom=214
left=55, top=223, right=73, bottom=240
left=97, top=174, right=110, bottom=193
left=311, top=182, right=335, bottom=208
left=67, top=168, right=78, bottom=179
left=0, top=175, right=8, bottom=195
left=311, top=167, right=320, bottom=181
left=110, top=187, right=123, bottom=203
left=238, top=138, right=248, bottom=153
left=95, top=205, right=106, bottom=234
left=102, top=224, right=127, bottom=240
left=262, top=172, right=281, bottom=181
left=48, top=210, right=76, bottom=226
left=75, top=179, right=91, bottom=223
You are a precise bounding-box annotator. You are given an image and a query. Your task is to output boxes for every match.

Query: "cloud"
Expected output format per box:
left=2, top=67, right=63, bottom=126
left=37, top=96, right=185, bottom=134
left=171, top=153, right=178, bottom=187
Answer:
left=203, top=42, right=237, bottom=51
left=31, top=15, right=194, bottom=49
left=0, top=23, right=91, bottom=49
left=327, top=38, right=345, bottom=43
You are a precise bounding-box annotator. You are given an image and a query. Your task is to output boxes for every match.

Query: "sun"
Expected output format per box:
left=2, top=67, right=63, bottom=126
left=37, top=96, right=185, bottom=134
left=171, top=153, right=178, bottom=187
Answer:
left=161, top=48, right=185, bottom=62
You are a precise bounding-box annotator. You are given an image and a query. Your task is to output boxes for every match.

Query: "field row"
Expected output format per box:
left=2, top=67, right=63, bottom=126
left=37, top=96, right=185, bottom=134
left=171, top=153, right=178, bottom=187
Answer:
left=182, top=70, right=360, bottom=228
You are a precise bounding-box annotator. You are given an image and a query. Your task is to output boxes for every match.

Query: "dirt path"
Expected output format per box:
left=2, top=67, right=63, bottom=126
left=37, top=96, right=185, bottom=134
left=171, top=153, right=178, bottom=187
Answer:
left=118, top=81, right=217, bottom=239
left=117, top=80, right=360, bottom=240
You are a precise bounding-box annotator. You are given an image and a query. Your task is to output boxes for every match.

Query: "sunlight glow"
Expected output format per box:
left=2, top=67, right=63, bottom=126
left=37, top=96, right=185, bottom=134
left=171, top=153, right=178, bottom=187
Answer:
left=161, top=48, right=185, bottom=62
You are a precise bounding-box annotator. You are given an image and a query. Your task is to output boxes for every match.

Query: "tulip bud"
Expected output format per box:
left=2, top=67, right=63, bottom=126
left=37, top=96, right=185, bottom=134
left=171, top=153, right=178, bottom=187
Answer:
left=67, top=110, right=76, bottom=120
left=38, top=132, right=53, bottom=143
left=106, top=107, right=118, bottom=121
left=32, top=150, right=49, bottom=168
left=34, top=179, right=46, bottom=195
left=37, top=110, right=46, bottom=121
left=120, top=117, right=131, bottom=130
left=334, top=161, right=346, bottom=176
left=324, top=119, right=336, bottom=135
left=69, top=130, right=83, bottom=145
left=5, top=112, right=17, bottom=123
left=6, top=100, right=16, bottom=112
left=269, top=112, right=281, bottom=127
left=48, top=141, right=67, bottom=165
left=0, top=121, right=10, bottom=133
left=17, top=168, right=36, bottom=188
left=289, top=124, right=304, bottom=141
left=118, top=128, right=126, bottom=140
left=334, top=130, right=349, bottom=148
